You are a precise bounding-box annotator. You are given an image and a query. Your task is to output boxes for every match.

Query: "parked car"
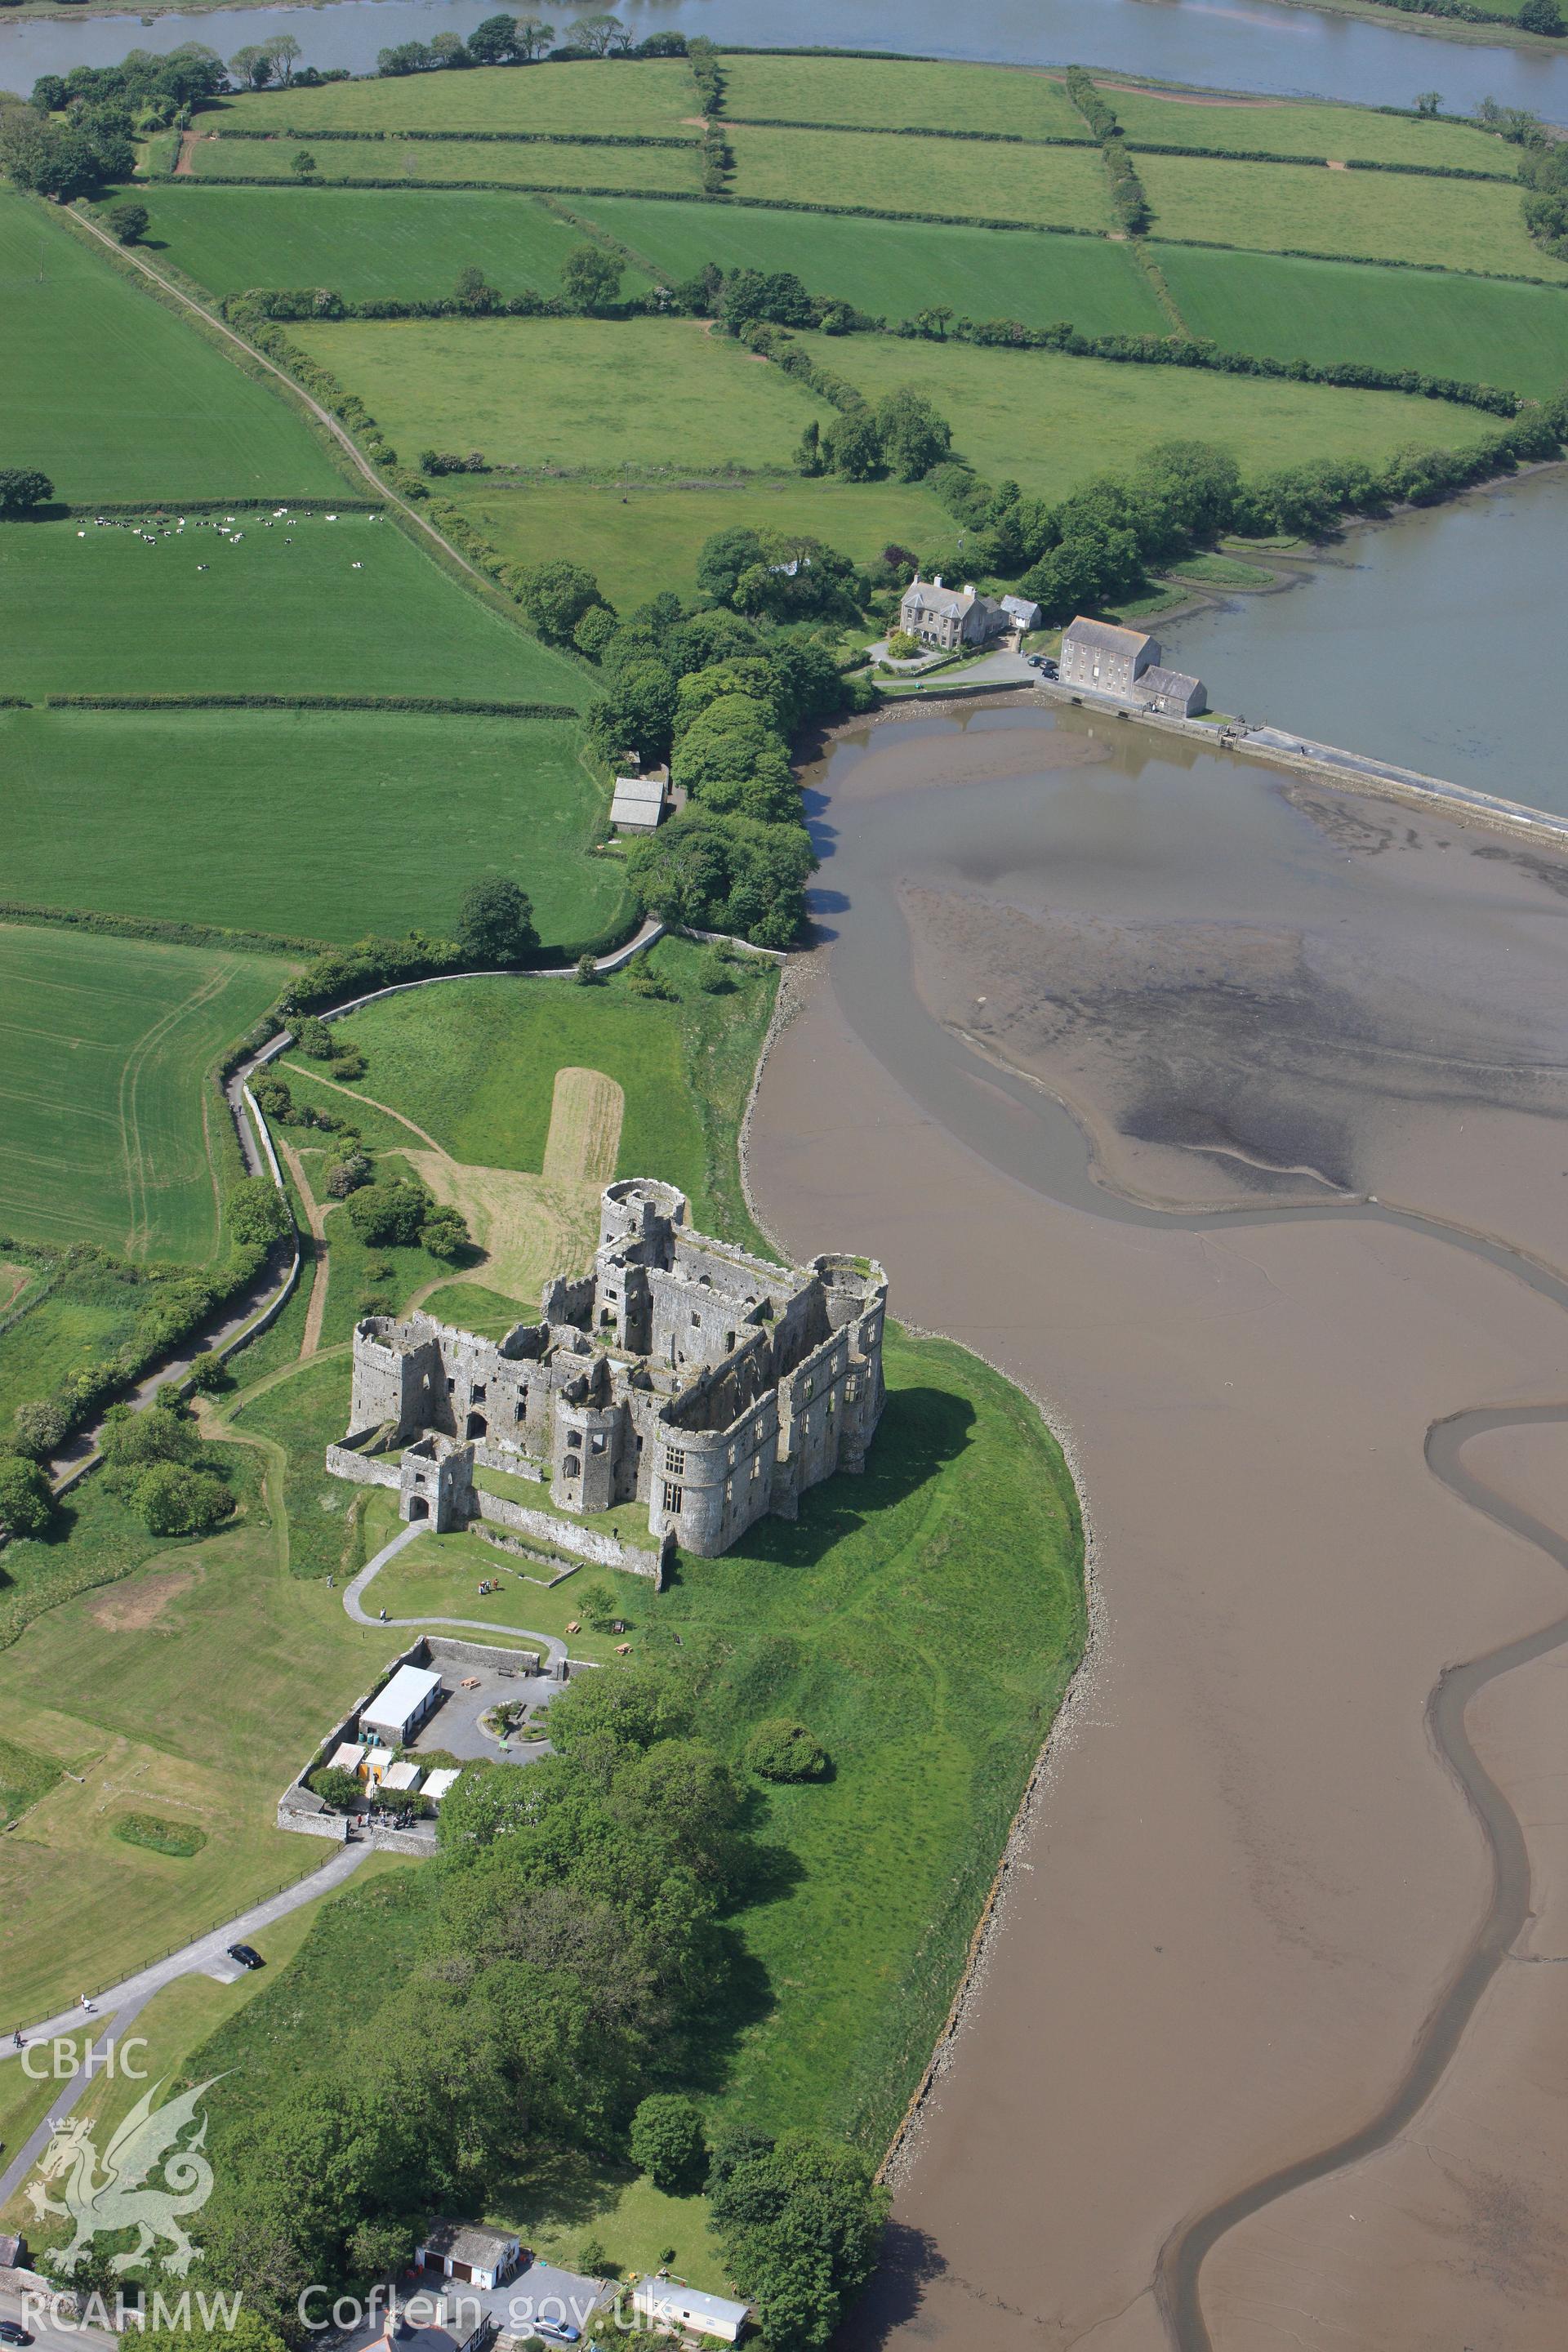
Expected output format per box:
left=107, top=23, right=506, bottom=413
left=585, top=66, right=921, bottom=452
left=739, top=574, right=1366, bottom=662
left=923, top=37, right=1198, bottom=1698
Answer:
left=226, top=1944, right=265, bottom=1970
left=1, top=2321, right=37, bottom=2345
left=534, top=2324, right=580, bottom=2344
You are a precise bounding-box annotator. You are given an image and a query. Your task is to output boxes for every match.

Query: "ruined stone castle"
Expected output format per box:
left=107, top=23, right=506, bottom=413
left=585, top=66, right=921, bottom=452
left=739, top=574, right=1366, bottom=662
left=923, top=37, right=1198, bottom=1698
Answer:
left=340, top=1179, right=888, bottom=1558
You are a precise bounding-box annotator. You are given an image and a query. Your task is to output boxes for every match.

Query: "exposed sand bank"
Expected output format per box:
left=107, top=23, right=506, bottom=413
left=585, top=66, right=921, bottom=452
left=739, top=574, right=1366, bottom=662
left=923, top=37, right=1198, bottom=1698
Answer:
left=747, top=706, right=1568, bottom=2349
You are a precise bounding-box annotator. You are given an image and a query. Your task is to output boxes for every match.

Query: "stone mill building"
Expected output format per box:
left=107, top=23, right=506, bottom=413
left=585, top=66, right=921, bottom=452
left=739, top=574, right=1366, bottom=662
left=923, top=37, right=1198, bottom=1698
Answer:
left=341, top=1179, right=888, bottom=1558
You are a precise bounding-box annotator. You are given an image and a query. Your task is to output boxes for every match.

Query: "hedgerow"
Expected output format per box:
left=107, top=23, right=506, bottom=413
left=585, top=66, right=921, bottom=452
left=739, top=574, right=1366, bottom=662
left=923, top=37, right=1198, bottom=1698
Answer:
left=43, top=693, right=580, bottom=715
left=213, top=127, right=698, bottom=149
left=1064, top=66, right=1151, bottom=236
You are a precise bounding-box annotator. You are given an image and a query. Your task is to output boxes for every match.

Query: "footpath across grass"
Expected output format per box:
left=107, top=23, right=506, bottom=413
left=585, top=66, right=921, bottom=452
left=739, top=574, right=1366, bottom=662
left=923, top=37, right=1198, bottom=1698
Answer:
left=0, top=924, right=291, bottom=1259
left=0, top=514, right=583, bottom=704
left=290, top=314, right=821, bottom=477
left=572, top=195, right=1166, bottom=336
left=1153, top=243, right=1568, bottom=399
left=105, top=185, right=654, bottom=306
left=0, top=707, right=623, bottom=950
left=0, top=188, right=341, bottom=503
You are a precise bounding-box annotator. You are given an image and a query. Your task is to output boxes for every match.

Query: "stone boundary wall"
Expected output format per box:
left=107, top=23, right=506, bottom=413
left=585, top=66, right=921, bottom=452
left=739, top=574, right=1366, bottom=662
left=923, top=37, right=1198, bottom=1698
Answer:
left=326, top=1442, right=401, bottom=1490
left=474, top=1490, right=669, bottom=1585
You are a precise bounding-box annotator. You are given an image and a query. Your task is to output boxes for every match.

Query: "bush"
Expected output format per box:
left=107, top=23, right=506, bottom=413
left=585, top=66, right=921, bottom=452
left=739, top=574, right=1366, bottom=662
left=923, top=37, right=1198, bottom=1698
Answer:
left=13, top=1396, right=70, bottom=1462
left=106, top=198, right=149, bottom=243
left=576, top=2237, right=612, bottom=2277
left=324, top=1151, right=373, bottom=1198
left=345, top=1182, right=430, bottom=1248
left=1519, top=0, right=1563, bottom=28
left=630, top=2094, right=707, bottom=2194
left=885, top=630, right=921, bottom=660
left=0, top=1455, right=55, bottom=1538
left=186, top=1351, right=229, bottom=1394
left=0, top=467, right=54, bottom=518
left=575, top=952, right=599, bottom=986
left=455, top=875, right=537, bottom=966
left=292, top=1015, right=337, bottom=1061
left=420, top=1205, right=470, bottom=1261
left=309, top=1765, right=363, bottom=1811
left=746, top=1719, right=828, bottom=1782
left=697, top=945, right=735, bottom=993
left=135, top=1460, right=234, bottom=1536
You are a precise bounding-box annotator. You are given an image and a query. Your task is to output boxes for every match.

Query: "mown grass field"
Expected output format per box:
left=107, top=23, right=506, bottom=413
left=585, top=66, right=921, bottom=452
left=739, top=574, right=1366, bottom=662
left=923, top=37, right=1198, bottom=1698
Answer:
left=215, top=56, right=700, bottom=137
left=1138, top=151, right=1567, bottom=281
left=720, top=53, right=1086, bottom=141
left=341, top=937, right=778, bottom=1251
left=574, top=194, right=1166, bottom=334
left=100, top=185, right=654, bottom=305
left=726, top=122, right=1111, bottom=229
left=0, top=188, right=342, bottom=501
left=191, top=131, right=702, bottom=194
left=1154, top=243, right=1568, bottom=397
left=1106, top=86, right=1515, bottom=172
left=0, top=708, right=624, bottom=949
left=292, top=314, right=821, bottom=473
left=794, top=330, right=1499, bottom=500
left=447, top=475, right=953, bottom=608
left=0, top=1432, right=399, bottom=2028
left=0, top=925, right=290, bottom=1259
left=0, top=514, right=582, bottom=702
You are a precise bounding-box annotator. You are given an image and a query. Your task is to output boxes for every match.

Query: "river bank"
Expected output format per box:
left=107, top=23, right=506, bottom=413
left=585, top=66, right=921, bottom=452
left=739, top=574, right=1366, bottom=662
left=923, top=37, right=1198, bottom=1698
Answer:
left=746, top=704, right=1568, bottom=2350
left=5, top=0, right=1568, bottom=121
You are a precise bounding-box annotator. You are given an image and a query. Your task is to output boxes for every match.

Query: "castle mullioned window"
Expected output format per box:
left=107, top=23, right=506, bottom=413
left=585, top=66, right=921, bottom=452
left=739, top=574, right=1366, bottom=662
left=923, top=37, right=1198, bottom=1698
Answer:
left=665, top=1446, right=686, bottom=1475
left=662, top=1481, right=683, bottom=1512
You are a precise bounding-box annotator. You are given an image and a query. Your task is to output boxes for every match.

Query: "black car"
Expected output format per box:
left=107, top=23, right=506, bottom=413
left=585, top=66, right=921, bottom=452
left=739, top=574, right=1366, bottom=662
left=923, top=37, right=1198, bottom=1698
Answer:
left=226, top=1943, right=265, bottom=1970
left=1, top=2320, right=36, bottom=2344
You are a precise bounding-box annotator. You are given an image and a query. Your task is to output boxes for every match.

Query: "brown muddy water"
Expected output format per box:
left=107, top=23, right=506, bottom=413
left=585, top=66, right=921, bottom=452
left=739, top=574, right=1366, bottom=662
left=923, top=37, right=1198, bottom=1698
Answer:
left=747, top=702, right=1568, bottom=2352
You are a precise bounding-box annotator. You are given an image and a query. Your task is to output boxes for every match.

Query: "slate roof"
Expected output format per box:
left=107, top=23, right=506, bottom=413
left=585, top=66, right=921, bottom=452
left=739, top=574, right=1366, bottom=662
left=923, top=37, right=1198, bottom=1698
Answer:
left=1062, top=617, right=1153, bottom=657
left=1140, top=665, right=1205, bottom=703
left=416, top=2220, right=519, bottom=2270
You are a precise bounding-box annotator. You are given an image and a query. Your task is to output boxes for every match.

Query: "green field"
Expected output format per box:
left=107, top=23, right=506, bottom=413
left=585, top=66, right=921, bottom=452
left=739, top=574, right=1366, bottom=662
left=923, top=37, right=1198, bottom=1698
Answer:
left=0, top=514, right=582, bottom=702
left=0, top=1281, right=141, bottom=1432
left=447, top=474, right=953, bottom=608
left=100, top=185, right=654, bottom=305
left=341, top=936, right=778, bottom=1250
left=795, top=330, right=1498, bottom=500
left=0, top=189, right=342, bottom=502
left=720, top=53, right=1086, bottom=141
left=0, top=708, right=624, bottom=949
left=727, top=122, right=1111, bottom=229
left=573, top=195, right=1166, bottom=334
left=215, top=56, right=701, bottom=137
left=1154, top=243, right=1568, bottom=396
left=0, top=926, right=291, bottom=1258
left=1138, top=151, right=1567, bottom=281
left=1106, top=85, right=1515, bottom=172
left=0, top=1435, right=400, bottom=2027
left=291, top=314, right=821, bottom=474
left=190, top=131, right=702, bottom=194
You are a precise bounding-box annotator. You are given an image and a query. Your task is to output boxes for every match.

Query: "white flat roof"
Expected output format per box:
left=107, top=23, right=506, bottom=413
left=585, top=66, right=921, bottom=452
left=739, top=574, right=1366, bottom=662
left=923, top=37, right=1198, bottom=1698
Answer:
left=363, top=1663, right=441, bottom=1734
left=634, top=2280, right=750, bottom=2329
left=423, top=1767, right=461, bottom=1801
left=328, top=1741, right=366, bottom=1771
left=381, top=1759, right=422, bottom=1791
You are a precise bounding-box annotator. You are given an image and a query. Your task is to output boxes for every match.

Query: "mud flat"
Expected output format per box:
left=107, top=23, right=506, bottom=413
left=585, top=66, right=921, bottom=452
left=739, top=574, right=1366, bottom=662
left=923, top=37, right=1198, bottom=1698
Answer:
left=747, top=704, right=1568, bottom=2350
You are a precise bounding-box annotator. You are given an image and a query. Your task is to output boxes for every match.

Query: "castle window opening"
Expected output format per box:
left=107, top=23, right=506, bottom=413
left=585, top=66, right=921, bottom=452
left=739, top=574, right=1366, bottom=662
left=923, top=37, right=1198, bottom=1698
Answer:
left=662, top=1481, right=683, bottom=1512
left=665, top=1447, right=686, bottom=1476
left=466, top=1411, right=488, bottom=1441
left=590, top=1432, right=607, bottom=1454
left=691, top=1311, right=702, bottom=1328
left=471, top=1383, right=486, bottom=1403
left=564, top=1454, right=581, bottom=1480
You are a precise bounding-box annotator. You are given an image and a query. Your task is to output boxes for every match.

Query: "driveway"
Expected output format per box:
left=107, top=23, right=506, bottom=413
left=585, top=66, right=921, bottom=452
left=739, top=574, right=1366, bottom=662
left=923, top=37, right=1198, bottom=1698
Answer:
left=409, top=1661, right=561, bottom=1765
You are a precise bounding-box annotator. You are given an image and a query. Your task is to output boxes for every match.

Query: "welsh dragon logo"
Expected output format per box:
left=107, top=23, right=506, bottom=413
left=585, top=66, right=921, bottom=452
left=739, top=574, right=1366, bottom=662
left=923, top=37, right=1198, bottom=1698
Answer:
left=26, top=2077, right=223, bottom=2276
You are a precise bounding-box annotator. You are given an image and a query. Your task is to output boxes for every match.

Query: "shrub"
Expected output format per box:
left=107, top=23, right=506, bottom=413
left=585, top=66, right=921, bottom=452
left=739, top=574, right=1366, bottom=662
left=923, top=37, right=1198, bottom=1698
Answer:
left=310, top=1764, right=364, bottom=1811
left=456, top=875, right=537, bottom=966
left=628, top=965, right=673, bottom=1000
left=186, top=1351, right=229, bottom=1394
left=697, top=945, right=735, bottom=992
left=291, top=148, right=318, bottom=178
left=746, top=1719, right=828, bottom=1783
left=575, top=952, right=599, bottom=986
left=885, top=630, right=921, bottom=660
left=0, top=467, right=54, bottom=517
left=13, top=1396, right=70, bottom=1461
left=324, top=1151, right=373, bottom=1199
left=345, top=1181, right=430, bottom=1249
left=0, top=1455, right=55, bottom=1538
left=135, top=1460, right=234, bottom=1536
left=630, top=2094, right=707, bottom=2193
left=106, top=198, right=149, bottom=243
left=1519, top=0, right=1563, bottom=28
left=292, top=1014, right=336, bottom=1060
left=420, top=1205, right=470, bottom=1261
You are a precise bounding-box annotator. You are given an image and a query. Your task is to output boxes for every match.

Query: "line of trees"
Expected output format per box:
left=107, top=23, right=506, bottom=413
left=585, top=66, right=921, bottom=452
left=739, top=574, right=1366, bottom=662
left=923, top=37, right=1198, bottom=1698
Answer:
left=375, top=16, right=695, bottom=76
left=1063, top=65, right=1152, bottom=235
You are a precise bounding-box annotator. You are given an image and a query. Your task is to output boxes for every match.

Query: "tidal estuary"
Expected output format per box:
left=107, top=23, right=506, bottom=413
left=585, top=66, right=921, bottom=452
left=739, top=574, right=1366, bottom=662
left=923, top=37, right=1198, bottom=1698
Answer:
left=748, top=706, right=1568, bottom=2350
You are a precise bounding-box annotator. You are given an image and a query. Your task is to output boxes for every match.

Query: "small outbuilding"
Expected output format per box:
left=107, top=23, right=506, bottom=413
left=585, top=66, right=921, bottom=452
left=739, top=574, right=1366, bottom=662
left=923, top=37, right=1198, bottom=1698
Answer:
left=632, top=2278, right=751, bottom=2344
left=414, top=2220, right=522, bottom=2291
left=1138, top=663, right=1208, bottom=718
left=327, top=1740, right=368, bottom=1776
left=1000, top=593, right=1042, bottom=633
left=380, top=1758, right=423, bottom=1793
left=610, top=773, right=670, bottom=835
left=422, top=1766, right=461, bottom=1804
left=362, top=1663, right=443, bottom=1748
